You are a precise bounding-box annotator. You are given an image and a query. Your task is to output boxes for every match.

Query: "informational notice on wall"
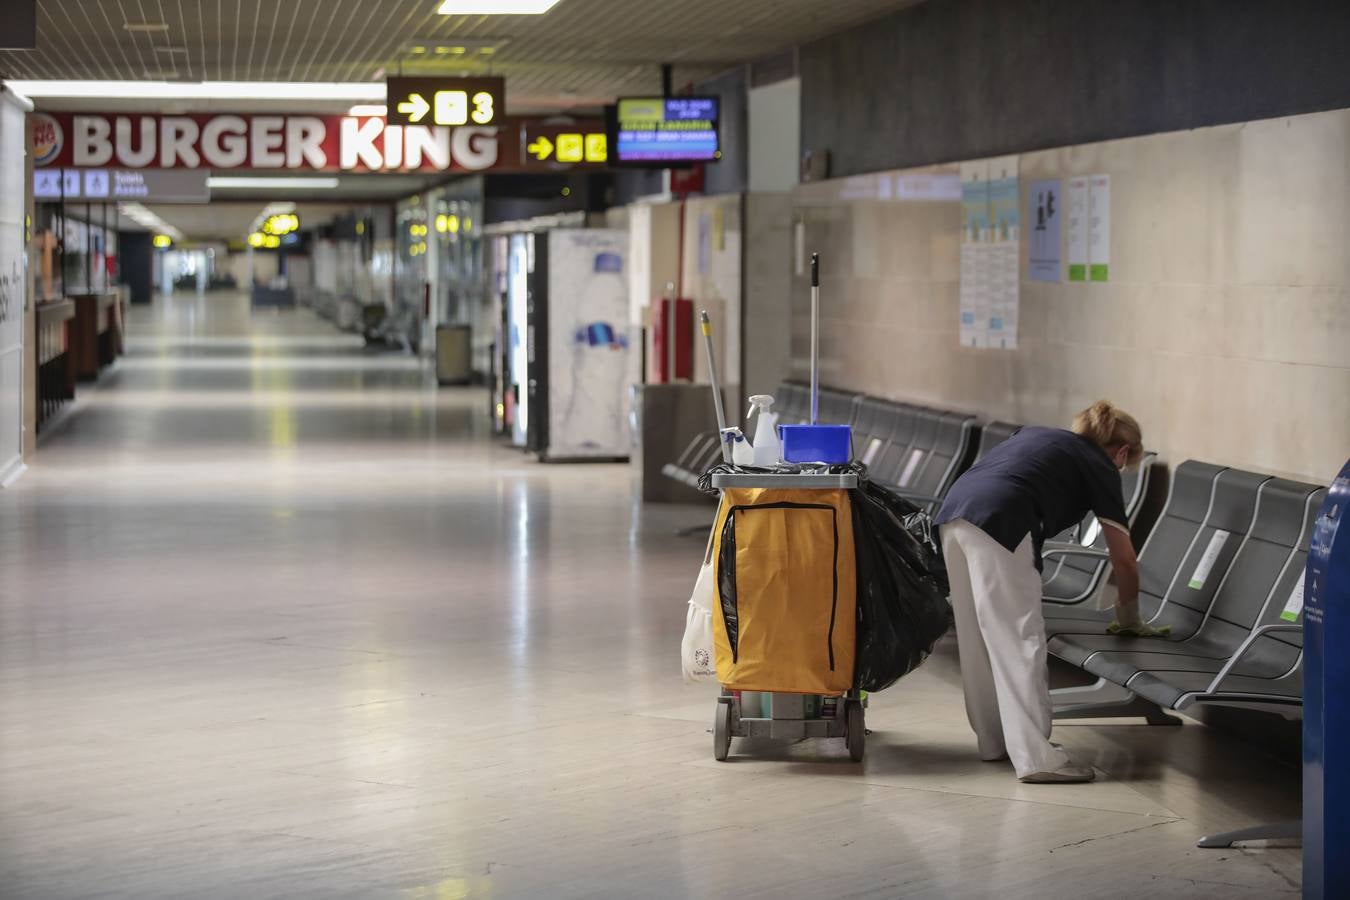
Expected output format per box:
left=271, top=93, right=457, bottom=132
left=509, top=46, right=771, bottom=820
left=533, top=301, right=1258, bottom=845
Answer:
left=987, top=156, right=1019, bottom=350
left=958, top=157, right=1019, bottom=350
left=1028, top=178, right=1062, bottom=282
left=1088, top=174, right=1111, bottom=282
left=1066, top=177, right=1089, bottom=282
left=958, top=160, right=989, bottom=348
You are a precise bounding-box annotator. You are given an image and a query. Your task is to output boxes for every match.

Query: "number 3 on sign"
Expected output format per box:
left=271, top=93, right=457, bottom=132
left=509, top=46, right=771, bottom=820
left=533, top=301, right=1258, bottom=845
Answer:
left=430, top=89, right=496, bottom=126
left=471, top=91, right=494, bottom=125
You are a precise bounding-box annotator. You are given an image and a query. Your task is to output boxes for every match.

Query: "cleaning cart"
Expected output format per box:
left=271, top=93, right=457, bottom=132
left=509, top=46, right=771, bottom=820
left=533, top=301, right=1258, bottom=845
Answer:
left=708, top=470, right=867, bottom=761
left=701, top=252, right=867, bottom=761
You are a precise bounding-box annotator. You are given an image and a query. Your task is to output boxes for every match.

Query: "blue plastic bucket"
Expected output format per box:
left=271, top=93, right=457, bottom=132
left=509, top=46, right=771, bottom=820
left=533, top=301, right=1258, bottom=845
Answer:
left=778, top=424, right=853, bottom=464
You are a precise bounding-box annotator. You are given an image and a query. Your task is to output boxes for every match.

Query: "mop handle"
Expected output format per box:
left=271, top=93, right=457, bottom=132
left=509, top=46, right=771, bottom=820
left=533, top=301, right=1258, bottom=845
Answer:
left=700, top=311, right=732, bottom=463
left=810, top=252, right=820, bottom=425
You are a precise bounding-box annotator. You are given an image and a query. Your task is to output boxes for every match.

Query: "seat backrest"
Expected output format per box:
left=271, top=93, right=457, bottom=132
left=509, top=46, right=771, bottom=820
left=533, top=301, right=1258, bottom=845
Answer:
left=851, top=397, right=880, bottom=443
left=1199, top=478, right=1319, bottom=632
left=874, top=404, right=921, bottom=483
left=1159, top=467, right=1271, bottom=618
left=775, top=382, right=807, bottom=423
left=1177, top=479, right=1322, bottom=681
left=975, top=421, right=1021, bottom=463
left=908, top=413, right=976, bottom=499
left=855, top=397, right=901, bottom=467
left=1121, top=453, right=1156, bottom=521
left=816, top=387, right=858, bottom=427
left=1246, top=484, right=1324, bottom=655
left=891, top=408, right=941, bottom=488
left=1134, top=461, right=1227, bottom=605
left=1052, top=451, right=1160, bottom=583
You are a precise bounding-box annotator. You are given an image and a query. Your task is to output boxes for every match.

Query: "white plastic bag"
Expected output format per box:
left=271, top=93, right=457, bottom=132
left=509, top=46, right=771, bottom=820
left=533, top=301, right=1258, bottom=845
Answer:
left=681, top=527, right=720, bottom=684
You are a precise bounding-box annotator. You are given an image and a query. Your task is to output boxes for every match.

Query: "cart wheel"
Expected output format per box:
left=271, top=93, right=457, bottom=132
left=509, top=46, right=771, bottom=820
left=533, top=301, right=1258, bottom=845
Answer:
left=845, top=700, right=865, bottom=762
left=713, top=702, right=732, bottom=761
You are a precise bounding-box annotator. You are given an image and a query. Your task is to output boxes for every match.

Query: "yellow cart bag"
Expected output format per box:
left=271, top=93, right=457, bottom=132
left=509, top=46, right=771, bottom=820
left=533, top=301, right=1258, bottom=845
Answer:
left=711, top=487, right=856, bottom=695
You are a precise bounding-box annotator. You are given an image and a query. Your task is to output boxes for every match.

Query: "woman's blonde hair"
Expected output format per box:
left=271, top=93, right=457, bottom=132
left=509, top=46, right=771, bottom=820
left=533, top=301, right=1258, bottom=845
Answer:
left=1072, top=400, right=1144, bottom=466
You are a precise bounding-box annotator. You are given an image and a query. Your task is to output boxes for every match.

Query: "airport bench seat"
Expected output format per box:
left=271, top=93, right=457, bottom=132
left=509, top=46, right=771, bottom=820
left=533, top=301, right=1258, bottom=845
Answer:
left=1047, top=461, right=1321, bottom=723
left=661, top=429, right=723, bottom=490
left=1041, top=452, right=1157, bottom=605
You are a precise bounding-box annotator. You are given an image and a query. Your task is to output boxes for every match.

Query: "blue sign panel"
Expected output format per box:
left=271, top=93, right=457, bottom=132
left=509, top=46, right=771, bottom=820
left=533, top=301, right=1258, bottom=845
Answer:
left=1305, top=457, right=1350, bottom=898
left=614, top=97, right=720, bottom=163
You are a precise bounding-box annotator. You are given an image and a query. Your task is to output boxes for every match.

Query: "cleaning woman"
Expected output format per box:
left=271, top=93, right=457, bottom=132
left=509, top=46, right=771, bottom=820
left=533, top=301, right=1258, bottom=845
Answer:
left=935, top=401, right=1165, bottom=784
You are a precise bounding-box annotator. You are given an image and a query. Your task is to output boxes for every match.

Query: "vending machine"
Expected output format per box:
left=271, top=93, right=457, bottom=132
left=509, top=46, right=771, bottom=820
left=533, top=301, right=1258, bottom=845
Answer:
left=526, top=229, right=631, bottom=460
left=506, top=232, right=532, bottom=448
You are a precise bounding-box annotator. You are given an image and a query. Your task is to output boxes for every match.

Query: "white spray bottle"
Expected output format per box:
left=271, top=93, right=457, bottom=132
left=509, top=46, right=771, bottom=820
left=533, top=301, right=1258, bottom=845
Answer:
left=721, top=427, right=755, bottom=466
left=747, top=395, right=781, bottom=466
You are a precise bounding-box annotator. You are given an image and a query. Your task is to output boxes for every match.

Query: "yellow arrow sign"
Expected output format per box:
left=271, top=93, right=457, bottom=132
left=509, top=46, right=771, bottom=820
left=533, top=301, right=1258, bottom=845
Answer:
left=397, top=93, right=430, bottom=123
left=527, top=136, right=554, bottom=160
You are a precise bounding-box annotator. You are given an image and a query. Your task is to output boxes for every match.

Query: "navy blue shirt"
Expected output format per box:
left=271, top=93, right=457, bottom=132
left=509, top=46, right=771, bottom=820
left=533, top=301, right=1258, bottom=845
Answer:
left=935, top=426, right=1129, bottom=569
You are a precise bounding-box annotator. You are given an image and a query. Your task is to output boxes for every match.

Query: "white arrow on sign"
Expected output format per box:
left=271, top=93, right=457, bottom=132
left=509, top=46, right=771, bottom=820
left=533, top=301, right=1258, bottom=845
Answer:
left=397, top=93, right=430, bottom=123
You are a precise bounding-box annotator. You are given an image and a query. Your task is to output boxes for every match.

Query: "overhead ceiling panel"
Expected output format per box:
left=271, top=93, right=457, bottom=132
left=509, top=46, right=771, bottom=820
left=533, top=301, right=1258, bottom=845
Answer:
left=2, top=0, right=923, bottom=111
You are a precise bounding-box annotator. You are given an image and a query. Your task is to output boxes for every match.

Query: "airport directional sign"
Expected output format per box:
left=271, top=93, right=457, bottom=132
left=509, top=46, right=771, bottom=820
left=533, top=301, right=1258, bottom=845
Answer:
left=385, top=76, right=505, bottom=128
left=521, top=122, right=607, bottom=167
left=527, top=135, right=553, bottom=160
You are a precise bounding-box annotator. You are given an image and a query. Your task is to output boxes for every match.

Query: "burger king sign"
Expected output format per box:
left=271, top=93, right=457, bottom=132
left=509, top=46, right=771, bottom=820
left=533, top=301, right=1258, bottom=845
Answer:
left=31, top=113, right=62, bottom=166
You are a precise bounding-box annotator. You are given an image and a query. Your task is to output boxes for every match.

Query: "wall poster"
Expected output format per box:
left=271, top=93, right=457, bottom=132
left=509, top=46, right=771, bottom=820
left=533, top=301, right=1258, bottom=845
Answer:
left=1066, top=176, right=1089, bottom=282
left=958, top=157, right=1019, bottom=350
left=1029, top=178, right=1062, bottom=282
left=987, top=155, right=1019, bottom=350
left=1088, top=174, right=1111, bottom=282
left=958, top=160, right=990, bottom=348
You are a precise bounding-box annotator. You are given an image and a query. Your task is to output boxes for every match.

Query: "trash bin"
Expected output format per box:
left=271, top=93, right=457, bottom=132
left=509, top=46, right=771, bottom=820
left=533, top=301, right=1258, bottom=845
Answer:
left=436, top=324, right=472, bottom=385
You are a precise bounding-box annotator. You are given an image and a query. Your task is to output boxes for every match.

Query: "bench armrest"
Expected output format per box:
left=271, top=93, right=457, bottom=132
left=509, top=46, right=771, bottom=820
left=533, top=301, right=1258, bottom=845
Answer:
left=1205, top=623, right=1303, bottom=694
left=674, top=431, right=717, bottom=467
left=1041, top=542, right=1110, bottom=562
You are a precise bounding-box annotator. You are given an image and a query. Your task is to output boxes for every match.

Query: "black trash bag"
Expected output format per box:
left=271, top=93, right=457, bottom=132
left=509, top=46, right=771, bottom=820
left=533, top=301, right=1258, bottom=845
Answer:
left=850, top=478, right=953, bottom=692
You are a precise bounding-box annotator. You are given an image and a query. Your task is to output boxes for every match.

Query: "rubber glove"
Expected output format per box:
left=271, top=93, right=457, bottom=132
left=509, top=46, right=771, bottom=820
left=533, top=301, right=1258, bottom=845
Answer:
left=1106, top=621, right=1173, bottom=638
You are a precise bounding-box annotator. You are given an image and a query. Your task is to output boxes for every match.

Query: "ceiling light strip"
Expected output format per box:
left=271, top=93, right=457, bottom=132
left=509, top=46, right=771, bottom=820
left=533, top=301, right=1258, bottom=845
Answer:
left=209, top=177, right=340, bottom=190
left=119, top=202, right=185, bottom=241
left=438, top=0, right=563, bottom=13
left=7, top=80, right=387, bottom=101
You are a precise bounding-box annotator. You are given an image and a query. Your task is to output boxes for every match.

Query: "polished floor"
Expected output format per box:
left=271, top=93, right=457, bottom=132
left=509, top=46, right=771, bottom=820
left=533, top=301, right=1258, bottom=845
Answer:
left=0, top=292, right=1301, bottom=898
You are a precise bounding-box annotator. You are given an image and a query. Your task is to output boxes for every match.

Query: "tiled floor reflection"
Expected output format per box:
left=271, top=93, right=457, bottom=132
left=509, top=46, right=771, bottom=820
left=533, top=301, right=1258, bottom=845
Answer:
left=0, top=293, right=1300, bottom=898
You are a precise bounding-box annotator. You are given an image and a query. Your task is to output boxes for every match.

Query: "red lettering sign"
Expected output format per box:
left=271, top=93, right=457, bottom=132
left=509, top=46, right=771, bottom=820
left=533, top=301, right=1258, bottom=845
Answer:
left=32, top=113, right=606, bottom=175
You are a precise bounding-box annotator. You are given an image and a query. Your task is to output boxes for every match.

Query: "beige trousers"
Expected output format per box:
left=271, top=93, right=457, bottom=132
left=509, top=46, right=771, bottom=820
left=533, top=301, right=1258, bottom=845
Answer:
left=941, top=518, right=1070, bottom=778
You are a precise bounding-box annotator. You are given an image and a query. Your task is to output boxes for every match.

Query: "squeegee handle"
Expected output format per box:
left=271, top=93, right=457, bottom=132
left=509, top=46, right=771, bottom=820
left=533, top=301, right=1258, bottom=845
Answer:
left=701, top=311, right=732, bottom=463
left=810, top=252, right=820, bottom=425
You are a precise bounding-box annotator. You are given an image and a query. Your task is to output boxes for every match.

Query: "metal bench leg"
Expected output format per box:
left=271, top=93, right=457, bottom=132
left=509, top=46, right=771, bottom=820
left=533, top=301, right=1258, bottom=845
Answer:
left=1051, top=678, right=1182, bottom=725
left=1197, top=820, right=1300, bottom=849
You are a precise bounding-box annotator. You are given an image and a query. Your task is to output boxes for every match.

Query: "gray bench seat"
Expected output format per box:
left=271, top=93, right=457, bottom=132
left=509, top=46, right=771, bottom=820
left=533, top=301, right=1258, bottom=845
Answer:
left=1044, top=460, right=1228, bottom=644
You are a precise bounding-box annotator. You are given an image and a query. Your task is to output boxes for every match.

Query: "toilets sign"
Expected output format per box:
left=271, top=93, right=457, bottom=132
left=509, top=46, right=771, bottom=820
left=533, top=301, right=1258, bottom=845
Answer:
left=30, top=111, right=566, bottom=173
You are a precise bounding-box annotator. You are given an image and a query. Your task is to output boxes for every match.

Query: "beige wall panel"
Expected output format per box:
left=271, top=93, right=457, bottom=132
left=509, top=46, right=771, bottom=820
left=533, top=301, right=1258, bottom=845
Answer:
left=784, top=109, right=1350, bottom=484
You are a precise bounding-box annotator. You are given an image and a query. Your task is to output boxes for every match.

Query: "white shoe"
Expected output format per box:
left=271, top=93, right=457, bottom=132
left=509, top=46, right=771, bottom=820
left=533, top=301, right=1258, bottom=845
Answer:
left=1020, top=765, right=1096, bottom=784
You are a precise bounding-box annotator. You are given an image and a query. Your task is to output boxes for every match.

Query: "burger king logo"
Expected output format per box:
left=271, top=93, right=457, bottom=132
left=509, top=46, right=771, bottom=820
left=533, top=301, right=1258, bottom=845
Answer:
left=31, top=114, right=62, bottom=167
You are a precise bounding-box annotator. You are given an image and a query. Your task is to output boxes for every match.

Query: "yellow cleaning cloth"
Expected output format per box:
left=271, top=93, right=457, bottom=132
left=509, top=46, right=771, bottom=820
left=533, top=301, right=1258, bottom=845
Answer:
left=1106, top=621, right=1173, bottom=638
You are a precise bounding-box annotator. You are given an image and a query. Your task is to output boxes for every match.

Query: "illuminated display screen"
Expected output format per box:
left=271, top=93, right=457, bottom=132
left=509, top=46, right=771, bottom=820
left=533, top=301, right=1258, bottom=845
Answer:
left=613, top=97, right=720, bottom=163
